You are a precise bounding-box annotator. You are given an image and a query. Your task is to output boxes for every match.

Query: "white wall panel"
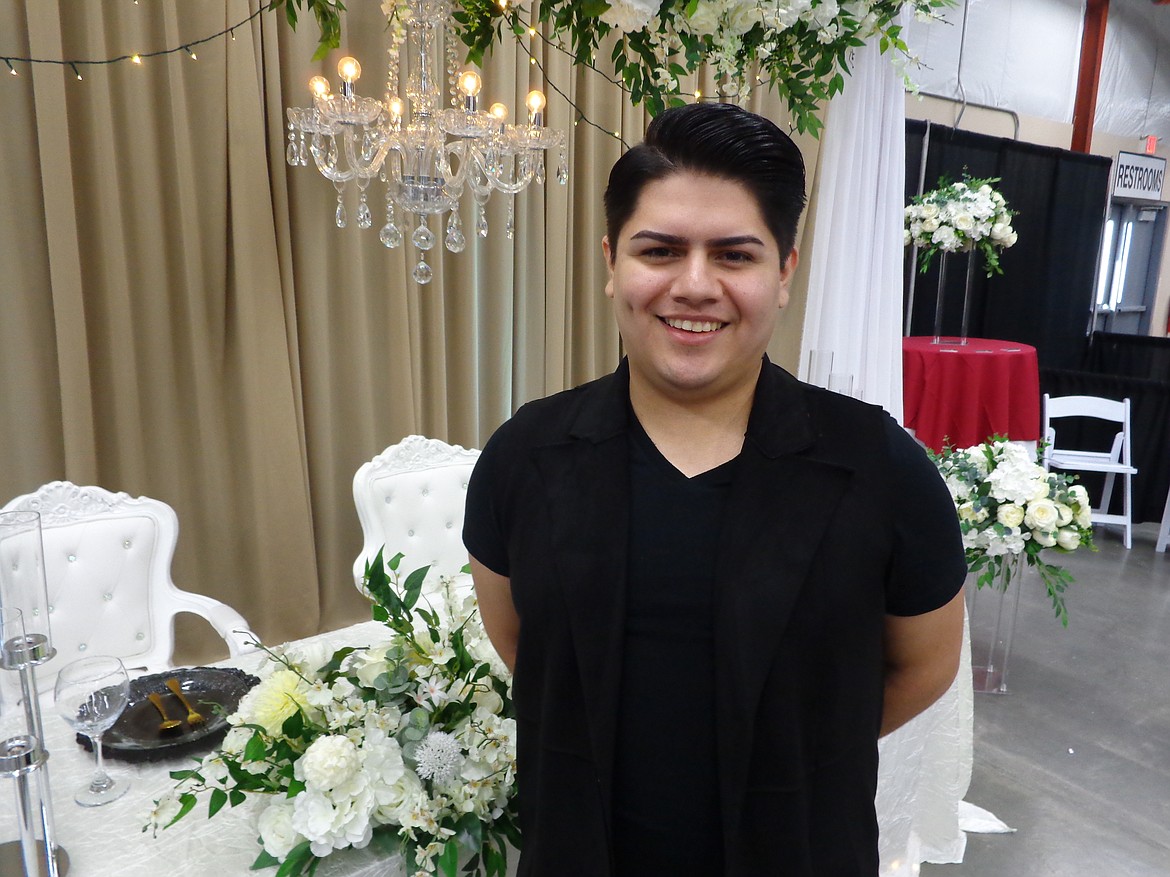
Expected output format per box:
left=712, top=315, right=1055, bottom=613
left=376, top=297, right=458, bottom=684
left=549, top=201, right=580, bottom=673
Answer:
left=903, top=0, right=1170, bottom=142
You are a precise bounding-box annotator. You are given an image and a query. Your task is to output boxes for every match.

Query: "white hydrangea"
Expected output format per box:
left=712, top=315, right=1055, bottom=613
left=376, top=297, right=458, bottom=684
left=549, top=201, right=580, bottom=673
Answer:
left=599, top=0, right=658, bottom=32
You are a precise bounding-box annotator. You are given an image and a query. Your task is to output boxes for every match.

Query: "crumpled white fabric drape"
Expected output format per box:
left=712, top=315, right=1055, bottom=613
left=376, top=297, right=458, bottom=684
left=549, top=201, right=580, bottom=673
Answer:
left=798, top=23, right=908, bottom=421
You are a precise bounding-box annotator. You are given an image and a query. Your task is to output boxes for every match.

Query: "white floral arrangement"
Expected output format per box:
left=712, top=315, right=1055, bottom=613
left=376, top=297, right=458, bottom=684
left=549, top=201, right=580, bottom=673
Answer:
left=276, top=0, right=953, bottom=137
left=148, top=552, right=518, bottom=877
left=930, top=438, right=1095, bottom=626
left=905, top=173, right=1017, bottom=275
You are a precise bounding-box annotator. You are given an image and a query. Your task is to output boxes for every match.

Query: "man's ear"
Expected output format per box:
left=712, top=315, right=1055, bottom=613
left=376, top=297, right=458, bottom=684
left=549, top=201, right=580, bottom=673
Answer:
left=777, top=247, right=799, bottom=309
left=602, top=235, right=615, bottom=299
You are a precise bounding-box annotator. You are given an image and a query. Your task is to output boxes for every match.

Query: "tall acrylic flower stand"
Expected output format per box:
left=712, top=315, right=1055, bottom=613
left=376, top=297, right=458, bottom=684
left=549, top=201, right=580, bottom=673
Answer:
left=931, top=250, right=979, bottom=346
left=965, top=557, right=1023, bottom=695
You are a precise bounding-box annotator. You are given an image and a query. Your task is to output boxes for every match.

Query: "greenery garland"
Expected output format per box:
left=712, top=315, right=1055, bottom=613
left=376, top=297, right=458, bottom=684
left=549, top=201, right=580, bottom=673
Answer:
left=270, top=0, right=953, bottom=137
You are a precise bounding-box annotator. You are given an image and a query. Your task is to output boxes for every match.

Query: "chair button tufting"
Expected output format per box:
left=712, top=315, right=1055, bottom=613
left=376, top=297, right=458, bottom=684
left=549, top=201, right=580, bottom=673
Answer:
left=67, top=554, right=77, bottom=563
left=421, top=488, right=429, bottom=496
left=123, top=539, right=132, bottom=549
left=408, top=529, right=415, bottom=537
left=446, top=522, right=453, bottom=529
left=384, top=497, right=392, bottom=504
left=136, top=632, right=145, bottom=641
left=78, top=643, right=87, bottom=651
left=103, top=593, right=113, bottom=602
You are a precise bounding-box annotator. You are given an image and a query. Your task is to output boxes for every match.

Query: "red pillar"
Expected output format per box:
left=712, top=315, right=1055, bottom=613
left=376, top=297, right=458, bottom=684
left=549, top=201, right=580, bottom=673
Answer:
left=1071, top=0, right=1110, bottom=153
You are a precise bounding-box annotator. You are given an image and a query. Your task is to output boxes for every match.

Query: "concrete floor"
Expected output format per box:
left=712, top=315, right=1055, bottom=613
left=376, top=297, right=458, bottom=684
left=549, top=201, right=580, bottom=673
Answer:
left=922, top=522, right=1170, bottom=877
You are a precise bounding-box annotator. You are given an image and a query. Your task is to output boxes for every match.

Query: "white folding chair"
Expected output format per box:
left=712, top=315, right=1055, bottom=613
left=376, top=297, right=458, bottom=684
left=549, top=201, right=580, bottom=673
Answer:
left=1042, top=394, right=1138, bottom=549
left=0, top=482, right=257, bottom=693
left=352, top=435, right=480, bottom=595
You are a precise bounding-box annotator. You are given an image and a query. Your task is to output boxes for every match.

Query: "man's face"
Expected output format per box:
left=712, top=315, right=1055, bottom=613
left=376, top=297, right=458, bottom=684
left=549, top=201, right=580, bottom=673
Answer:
left=602, top=171, right=797, bottom=406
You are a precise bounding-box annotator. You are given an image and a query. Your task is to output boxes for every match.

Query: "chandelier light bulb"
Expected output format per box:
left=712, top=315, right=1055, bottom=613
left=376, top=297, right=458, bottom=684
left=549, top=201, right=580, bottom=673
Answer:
left=488, top=102, right=509, bottom=122
left=337, top=57, right=361, bottom=84
left=388, top=96, right=404, bottom=118
left=309, top=75, right=331, bottom=97
left=457, top=71, right=482, bottom=98
left=526, top=89, right=546, bottom=125
left=131, top=54, right=142, bottom=65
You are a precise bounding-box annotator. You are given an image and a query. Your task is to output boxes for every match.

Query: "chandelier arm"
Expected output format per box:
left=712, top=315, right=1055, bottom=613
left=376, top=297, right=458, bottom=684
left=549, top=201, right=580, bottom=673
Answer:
left=339, top=127, right=394, bottom=179
left=478, top=151, right=538, bottom=196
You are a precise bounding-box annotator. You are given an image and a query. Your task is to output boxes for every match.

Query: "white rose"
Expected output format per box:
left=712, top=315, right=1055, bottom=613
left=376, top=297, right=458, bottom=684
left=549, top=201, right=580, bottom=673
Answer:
left=349, top=646, right=391, bottom=687
left=258, top=799, right=302, bottom=861
left=1033, top=529, right=1057, bottom=548
left=921, top=202, right=940, bottom=219
left=990, top=222, right=1009, bottom=241
left=1055, top=503, right=1073, bottom=526
left=298, top=735, right=361, bottom=791
left=472, top=687, right=504, bottom=714
left=1003, top=231, right=1018, bottom=247
left=996, top=503, right=1025, bottom=528
left=978, top=184, right=992, bottom=195
left=904, top=229, right=912, bottom=246
left=921, top=217, right=940, bottom=233
left=953, top=213, right=975, bottom=232
left=1056, top=527, right=1081, bottom=550
left=1024, top=499, right=1060, bottom=532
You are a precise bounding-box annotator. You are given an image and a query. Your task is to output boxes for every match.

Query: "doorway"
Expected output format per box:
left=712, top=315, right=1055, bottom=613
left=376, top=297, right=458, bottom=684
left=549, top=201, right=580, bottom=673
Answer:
left=1094, top=201, right=1167, bottom=335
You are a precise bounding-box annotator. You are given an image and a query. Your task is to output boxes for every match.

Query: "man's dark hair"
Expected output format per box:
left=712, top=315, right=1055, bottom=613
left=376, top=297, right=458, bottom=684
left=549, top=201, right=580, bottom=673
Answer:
left=603, top=102, right=807, bottom=259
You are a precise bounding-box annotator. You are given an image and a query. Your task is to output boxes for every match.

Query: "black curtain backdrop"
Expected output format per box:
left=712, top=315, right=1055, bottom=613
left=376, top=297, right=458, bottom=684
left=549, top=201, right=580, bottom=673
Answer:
left=1085, top=331, right=1170, bottom=382
left=905, top=122, right=1112, bottom=370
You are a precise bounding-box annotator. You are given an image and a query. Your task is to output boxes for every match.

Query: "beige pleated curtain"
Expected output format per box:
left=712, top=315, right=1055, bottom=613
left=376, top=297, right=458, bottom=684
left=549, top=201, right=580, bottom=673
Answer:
left=0, top=0, right=823, bottom=656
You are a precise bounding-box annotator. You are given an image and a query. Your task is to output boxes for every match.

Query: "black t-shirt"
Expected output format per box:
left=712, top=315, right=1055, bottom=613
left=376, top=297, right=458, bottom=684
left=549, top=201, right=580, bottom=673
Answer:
left=611, top=413, right=733, bottom=875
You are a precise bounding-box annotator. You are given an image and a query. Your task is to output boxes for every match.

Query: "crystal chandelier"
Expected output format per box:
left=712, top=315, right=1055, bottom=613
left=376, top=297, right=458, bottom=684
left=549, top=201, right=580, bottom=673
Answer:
left=284, top=0, right=567, bottom=284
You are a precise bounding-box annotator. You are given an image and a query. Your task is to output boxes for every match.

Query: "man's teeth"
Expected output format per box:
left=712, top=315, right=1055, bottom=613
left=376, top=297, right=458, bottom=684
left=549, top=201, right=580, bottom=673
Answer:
left=664, top=317, right=723, bottom=333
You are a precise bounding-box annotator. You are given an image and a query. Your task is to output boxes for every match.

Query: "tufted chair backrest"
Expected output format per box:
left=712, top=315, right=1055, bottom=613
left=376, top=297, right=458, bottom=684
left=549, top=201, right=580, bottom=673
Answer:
left=0, top=482, right=255, bottom=694
left=352, top=436, right=480, bottom=594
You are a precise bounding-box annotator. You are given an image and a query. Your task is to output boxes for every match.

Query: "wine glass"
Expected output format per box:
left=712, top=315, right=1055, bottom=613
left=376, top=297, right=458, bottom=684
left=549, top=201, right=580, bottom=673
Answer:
left=53, top=655, right=130, bottom=806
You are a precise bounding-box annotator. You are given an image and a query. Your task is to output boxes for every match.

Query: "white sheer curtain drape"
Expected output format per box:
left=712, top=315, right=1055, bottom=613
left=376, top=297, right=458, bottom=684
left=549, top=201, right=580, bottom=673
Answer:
left=797, top=32, right=908, bottom=420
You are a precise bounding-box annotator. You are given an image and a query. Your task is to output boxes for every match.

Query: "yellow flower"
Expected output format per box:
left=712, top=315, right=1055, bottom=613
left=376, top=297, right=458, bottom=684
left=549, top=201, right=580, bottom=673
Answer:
left=240, top=669, right=308, bottom=735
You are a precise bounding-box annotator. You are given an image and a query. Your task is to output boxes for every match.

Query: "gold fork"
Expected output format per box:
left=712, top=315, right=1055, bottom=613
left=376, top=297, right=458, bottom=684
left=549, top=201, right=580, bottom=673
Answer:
left=147, top=692, right=183, bottom=732
left=165, top=677, right=205, bottom=725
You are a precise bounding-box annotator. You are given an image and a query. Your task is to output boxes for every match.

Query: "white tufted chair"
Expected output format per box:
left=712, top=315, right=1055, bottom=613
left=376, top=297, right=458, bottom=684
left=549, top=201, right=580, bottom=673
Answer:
left=352, top=435, right=480, bottom=595
left=0, top=482, right=257, bottom=691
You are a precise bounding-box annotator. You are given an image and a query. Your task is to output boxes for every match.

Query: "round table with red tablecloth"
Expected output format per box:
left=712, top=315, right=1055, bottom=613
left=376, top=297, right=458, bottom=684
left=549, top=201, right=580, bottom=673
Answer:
left=902, top=336, right=1041, bottom=452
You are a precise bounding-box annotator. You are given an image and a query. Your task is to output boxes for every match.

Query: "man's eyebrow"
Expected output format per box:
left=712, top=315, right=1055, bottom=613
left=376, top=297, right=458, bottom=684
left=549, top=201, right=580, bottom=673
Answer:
left=628, top=230, right=767, bottom=247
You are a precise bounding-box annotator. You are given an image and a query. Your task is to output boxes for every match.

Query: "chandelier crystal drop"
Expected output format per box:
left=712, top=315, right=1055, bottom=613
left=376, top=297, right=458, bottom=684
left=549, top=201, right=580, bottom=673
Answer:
left=284, top=0, right=567, bottom=284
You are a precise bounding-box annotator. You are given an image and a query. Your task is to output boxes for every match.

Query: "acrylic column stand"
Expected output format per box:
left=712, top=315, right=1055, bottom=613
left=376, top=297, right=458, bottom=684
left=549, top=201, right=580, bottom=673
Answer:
left=0, top=512, right=68, bottom=876
left=966, top=557, right=1023, bottom=695
left=932, top=250, right=979, bottom=346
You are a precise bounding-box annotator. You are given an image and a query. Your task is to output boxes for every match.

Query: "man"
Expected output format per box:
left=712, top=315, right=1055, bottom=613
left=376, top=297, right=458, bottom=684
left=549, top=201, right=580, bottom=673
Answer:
left=464, top=101, right=966, bottom=876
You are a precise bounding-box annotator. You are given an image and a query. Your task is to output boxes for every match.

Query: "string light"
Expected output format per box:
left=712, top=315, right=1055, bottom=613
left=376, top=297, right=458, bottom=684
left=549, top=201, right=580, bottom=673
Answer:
left=1, top=6, right=263, bottom=79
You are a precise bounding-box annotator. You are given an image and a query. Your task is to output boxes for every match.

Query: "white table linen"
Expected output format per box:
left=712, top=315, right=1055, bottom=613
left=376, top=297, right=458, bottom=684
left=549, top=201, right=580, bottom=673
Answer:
left=2, top=617, right=978, bottom=876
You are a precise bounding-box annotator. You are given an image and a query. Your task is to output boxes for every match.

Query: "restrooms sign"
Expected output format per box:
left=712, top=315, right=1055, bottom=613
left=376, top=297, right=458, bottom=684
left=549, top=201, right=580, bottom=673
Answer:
left=1113, top=151, right=1167, bottom=201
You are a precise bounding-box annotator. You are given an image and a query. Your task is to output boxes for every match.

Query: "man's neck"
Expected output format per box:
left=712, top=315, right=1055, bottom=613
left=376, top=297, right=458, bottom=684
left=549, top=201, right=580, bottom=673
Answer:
left=628, top=371, right=758, bottom=478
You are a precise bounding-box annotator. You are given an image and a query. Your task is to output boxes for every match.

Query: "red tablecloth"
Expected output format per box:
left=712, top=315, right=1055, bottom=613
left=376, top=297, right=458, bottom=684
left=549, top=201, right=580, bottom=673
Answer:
left=902, top=336, right=1041, bottom=452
